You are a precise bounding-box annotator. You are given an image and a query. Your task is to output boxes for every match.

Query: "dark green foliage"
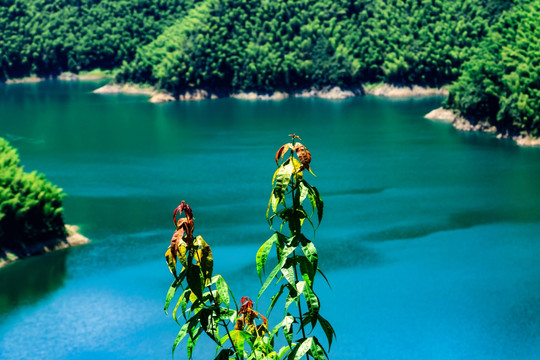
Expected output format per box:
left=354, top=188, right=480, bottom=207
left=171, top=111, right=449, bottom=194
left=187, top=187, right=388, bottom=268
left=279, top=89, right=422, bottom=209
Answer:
left=0, top=0, right=199, bottom=80
left=118, top=0, right=497, bottom=93
left=447, top=0, right=540, bottom=136
left=0, top=138, right=66, bottom=248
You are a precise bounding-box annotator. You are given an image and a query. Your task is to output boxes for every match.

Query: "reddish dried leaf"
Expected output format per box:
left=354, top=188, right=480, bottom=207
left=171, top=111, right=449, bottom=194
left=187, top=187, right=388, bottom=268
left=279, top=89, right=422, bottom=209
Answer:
left=294, top=143, right=312, bottom=171
left=175, top=218, right=195, bottom=247
left=169, top=227, right=184, bottom=260
left=173, top=200, right=194, bottom=225
left=275, top=143, right=292, bottom=165
left=234, top=318, right=244, bottom=331
left=239, top=296, right=254, bottom=315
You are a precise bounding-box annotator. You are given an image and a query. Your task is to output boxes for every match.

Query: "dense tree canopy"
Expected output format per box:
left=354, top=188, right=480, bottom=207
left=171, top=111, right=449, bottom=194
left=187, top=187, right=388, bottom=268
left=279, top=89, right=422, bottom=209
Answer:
left=0, top=0, right=198, bottom=79
left=117, top=0, right=501, bottom=92
left=446, top=0, right=540, bottom=137
left=1, top=0, right=538, bottom=135
left=0, top=138, right=66, bottom=248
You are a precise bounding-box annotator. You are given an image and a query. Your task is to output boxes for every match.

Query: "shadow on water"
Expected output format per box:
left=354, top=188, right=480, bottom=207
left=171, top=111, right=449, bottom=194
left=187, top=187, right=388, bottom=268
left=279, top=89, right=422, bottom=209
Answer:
left=0, top=250, right=67, bottom=314
left=325, top=187, right=388, bottom=197
left=363, top=208, right=540, bottom=242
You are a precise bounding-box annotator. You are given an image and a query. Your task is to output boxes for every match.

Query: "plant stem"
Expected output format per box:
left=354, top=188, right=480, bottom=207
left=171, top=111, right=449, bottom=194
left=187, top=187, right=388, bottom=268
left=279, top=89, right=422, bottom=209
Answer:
left=289, top=152, right=311, bottom=360
left=194, top=251, right=241, bottom=360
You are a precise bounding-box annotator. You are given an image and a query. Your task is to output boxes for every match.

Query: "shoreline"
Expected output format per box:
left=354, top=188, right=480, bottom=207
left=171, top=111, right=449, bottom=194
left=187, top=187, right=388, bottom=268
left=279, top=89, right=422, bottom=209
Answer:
left=425, top=107, right=540, bottom=147
left=0, top=225, right=90, bottom=269
left=3, top=72, right=111, bottom=84
left=92, top=82, right=447, bottom=103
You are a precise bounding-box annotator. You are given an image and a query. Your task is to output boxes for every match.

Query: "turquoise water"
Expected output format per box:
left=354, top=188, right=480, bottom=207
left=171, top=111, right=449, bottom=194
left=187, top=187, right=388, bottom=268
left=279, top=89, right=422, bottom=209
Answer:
left=1, top=81, right=540, bottom=359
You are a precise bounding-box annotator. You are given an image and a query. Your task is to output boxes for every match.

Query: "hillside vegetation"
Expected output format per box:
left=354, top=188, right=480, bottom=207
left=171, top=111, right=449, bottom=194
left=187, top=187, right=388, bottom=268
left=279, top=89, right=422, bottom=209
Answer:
left=1, top=0, right=538, bottom=136
left=0, top=0, right=198, bottom=79
left=117, top=0, right=503, bottom=92
left=0, top=138, right=66, bottom=250
left=446, top=0, right=540, bottom=137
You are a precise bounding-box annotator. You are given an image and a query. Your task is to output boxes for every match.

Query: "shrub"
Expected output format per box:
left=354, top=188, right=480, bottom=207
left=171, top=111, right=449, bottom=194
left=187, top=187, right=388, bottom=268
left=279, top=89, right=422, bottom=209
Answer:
left=0, top=138, right=66, bottom=249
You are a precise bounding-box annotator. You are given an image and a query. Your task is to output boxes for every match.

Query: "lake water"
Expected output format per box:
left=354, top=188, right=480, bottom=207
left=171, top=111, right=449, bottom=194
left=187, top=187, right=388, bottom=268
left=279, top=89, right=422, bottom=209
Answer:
left=1, top=81, right=540, bottom=360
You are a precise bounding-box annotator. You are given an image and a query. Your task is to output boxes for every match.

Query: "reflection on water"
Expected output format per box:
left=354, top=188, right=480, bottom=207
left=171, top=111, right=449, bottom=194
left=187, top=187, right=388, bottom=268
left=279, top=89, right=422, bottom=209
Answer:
left=0, top=250, right=67, bottom=314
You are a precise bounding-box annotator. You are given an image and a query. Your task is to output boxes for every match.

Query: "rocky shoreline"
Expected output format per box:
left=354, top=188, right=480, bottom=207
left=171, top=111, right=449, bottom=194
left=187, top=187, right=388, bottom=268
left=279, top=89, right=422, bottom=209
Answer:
left=364, top=84, right=448, bottom=97
left=92, top=82, right=447, bottom=103
left=0, top=225, right=89, bottom=269
left=425, top=107, right=540, bottom=147
left=3, top=72, right=110, bottom=84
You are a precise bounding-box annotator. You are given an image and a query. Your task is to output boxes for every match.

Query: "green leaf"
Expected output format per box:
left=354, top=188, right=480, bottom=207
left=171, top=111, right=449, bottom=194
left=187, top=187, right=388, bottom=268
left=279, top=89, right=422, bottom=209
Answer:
left=173, top=315, right=200, bottom=359
left=258, top=246, right=296, bottom=301
left=199, top=308, right=220, bottom=344
left=258, top=261, right=282, bottom=302
left=298, top=180, right=309, bottom=204
left=164, top=278, right=180, bottom=313
left=187, top=326, right=203, bottom=359
left=274, top=159, right=295, bottom=201
left=284, top=291, right=297, bottom=315
left=172, top=321, right=191, bottom=358
left=317, top=314, right=336, bottom=351
left=165, top=248, right=177, bottom=278
left=271, top=191, right=281, bottom=212
left=317, top=268, right=332, bottom=289
left=310, top=337, right=328, bottom=360
left=267, top=284, right=287, bottom=317
left=301, top=239, right=318, bottom=271
left=301, top=280, right=320, bottom=330
left=288, top=337, right=313, bottom=360
left=180, top=289, right=192, bottom=320
left=214, top=348, right=234, bottom=360
left=216, top=275, right=230, bottom=307
left=227, top=330, right=251, bottom=356
left=173, top=289, right=191, bottom=324
left=281, top=258, right=297, bottom=290
left=277, top=345, right=292, bottom=359
left=312, top=186, right=324, bottom=225
left=277, top=314, right=295, bottom=346
left=195, top=236, right=213, bottom=283
left=257, top=233, right=278, bottom=282
left=297, top=255, right=316, bottom=286
left=187, top=264, right=204, bottom=300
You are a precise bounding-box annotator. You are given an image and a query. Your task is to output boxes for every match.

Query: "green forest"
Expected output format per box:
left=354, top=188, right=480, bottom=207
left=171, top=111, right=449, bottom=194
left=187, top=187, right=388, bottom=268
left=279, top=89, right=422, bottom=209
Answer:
left=0, top=138, right=66, bottom=250
left=0, top=0, right=538, bottom=135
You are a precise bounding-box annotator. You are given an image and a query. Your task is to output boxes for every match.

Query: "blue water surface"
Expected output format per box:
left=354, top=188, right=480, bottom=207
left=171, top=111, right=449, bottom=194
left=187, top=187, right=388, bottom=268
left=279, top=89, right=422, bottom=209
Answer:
left=1, top=81, right=540, bottom=359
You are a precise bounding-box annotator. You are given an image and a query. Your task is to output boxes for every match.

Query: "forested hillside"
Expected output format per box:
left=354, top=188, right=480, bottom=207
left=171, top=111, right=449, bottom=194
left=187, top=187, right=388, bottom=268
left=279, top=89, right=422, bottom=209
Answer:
left=1, top=0, right=538, bottom=136
left=117, top=0, right=506, bottom=92
left=447, top=0, right=540, bottom=137
left=0, top=0, right=198, bottom=79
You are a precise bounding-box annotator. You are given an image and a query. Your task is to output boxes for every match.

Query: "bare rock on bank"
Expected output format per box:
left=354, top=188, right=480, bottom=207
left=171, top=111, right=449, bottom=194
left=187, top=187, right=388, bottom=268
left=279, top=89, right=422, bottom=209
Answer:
left=5, top=76, right=45, bottom=84
left=425, top=107, right=540, bottom=147
left=513, top=134, right=540, bottom=147
left=294, top=86, right=358, bottom=99
left=424, top=107, right=455, bottom=122
left=452, top=115, right=497, bottom=133
left=366, top=84, right=448, bottom=97
left=0, top=225, right=89, bottom=269
left=178, top=89, right=220, bottom=101
left=232, top=91, right=289, bottom=100
left=57, top=72, right=79, bottom=81
left=426, top=107, right=497, bottom=133
left=150, top=92, right=176, bottom=103
left=58, top=72, right=109, bottom=81
left=93, top=83, right=156, bottom=96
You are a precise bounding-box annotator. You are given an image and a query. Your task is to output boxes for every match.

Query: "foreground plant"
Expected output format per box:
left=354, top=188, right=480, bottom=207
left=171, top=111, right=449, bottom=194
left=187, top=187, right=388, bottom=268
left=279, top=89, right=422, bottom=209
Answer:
left=164, top=135, right=335, bottom=359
